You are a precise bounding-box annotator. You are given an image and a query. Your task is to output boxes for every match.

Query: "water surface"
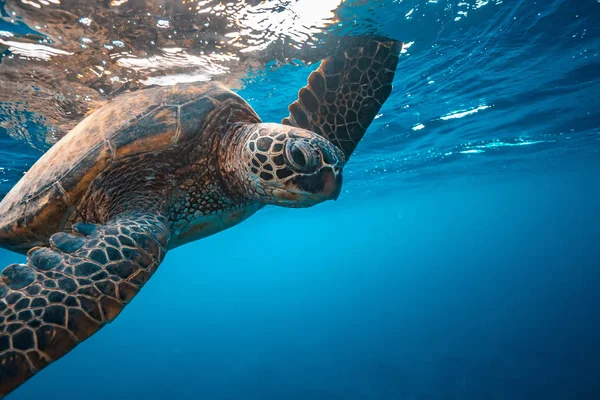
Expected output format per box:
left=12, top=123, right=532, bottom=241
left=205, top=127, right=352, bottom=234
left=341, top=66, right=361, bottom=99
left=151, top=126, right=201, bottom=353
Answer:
left=1, top=0, right=599, bottom=398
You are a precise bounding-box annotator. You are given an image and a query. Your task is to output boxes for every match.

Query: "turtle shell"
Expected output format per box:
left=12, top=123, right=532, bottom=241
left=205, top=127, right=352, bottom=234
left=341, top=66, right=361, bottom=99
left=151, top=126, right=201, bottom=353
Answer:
left=0, top=82, right=257, bottom=253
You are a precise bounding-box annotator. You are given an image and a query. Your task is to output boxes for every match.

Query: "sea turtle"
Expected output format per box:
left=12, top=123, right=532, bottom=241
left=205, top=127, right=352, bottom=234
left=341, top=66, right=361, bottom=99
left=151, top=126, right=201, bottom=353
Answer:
left=0, top=37, right=401, bottom=396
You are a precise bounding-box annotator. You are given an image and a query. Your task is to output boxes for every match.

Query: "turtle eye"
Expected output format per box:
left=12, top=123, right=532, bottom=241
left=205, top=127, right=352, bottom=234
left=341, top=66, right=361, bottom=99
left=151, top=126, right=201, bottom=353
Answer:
left=285, top=140, right=320, bottom=173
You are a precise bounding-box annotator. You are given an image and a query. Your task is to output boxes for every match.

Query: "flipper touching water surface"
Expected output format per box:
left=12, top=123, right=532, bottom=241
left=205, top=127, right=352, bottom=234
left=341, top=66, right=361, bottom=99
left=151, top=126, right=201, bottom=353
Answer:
left=284, top=40, right=402, bottom=159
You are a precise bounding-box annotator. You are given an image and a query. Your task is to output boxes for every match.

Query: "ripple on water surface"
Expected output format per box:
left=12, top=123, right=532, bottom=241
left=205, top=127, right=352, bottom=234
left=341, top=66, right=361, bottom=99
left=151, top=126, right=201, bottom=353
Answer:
left=0, top=0, right=599, bottom=199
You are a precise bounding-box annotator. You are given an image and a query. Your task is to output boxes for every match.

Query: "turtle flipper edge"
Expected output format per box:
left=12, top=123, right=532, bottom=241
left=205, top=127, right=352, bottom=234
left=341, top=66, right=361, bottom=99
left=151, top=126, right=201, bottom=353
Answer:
left=0, top=212, right=170, bottom=397
left=283, top=38, right=402, bottom=160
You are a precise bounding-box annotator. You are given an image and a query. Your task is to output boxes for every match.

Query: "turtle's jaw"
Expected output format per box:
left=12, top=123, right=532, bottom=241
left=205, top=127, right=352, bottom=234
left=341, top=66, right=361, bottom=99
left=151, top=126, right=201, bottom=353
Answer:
left=275, top=166, right=343, bottom=207
left=321, top=167, right=343, bottom=201
left=291, top=166, right=343, bottom=199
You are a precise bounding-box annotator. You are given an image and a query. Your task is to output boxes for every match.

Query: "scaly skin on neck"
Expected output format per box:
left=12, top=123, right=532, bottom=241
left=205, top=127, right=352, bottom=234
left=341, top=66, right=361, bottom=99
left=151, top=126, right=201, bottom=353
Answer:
left=76, top=102, right=263, bottom=249
left=217, top=122, right=253, bottom=200
left=166, top=107, right=263, bottom=248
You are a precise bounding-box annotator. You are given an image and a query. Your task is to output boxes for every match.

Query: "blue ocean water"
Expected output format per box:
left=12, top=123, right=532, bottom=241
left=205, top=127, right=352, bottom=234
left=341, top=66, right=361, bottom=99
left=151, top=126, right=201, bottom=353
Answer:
left=1, top=0, right=599, bottom=399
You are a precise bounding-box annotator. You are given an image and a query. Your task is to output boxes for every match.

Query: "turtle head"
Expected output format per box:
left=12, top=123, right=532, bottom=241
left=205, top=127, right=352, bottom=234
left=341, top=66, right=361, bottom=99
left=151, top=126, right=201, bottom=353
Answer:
left=221, top=123, right=345, bottom=207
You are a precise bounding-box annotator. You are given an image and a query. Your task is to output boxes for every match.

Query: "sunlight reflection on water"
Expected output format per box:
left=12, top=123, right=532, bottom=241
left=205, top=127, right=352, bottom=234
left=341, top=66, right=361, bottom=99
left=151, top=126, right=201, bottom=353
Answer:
left=0, top=0, right=354, bottom=141
left=0, top=0, right=598, bottom=198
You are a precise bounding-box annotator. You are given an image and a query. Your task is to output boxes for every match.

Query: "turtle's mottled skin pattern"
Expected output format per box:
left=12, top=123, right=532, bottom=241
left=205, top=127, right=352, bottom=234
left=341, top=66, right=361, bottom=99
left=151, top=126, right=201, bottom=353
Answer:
left=220, top=123, right=345, bottom=207
left=0, top=38, right=402, bottom=397
left=72, top=97, right=266, bottom=249
left=0, top=213, right=169, bottom=394
left=166, top=101, right=264, bottom=246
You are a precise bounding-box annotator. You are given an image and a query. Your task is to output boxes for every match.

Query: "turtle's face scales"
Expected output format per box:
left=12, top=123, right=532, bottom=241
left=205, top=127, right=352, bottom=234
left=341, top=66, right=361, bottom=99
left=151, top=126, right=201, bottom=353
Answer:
left=229, top=123, right=345, bottom=207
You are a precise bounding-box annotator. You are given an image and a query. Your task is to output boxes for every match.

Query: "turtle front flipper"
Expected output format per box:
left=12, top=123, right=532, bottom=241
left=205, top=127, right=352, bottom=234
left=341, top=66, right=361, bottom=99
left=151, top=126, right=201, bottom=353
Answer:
left=0, top=211, right=170, bottom=397
left=283, top=38, right=402, bottom=160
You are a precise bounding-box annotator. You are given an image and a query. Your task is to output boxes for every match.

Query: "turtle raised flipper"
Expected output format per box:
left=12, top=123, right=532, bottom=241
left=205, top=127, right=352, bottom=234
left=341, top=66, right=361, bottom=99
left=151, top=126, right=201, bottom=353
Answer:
left=0, top=210, right=169, bottom=396
left=282, top=39, right=402, bottom=159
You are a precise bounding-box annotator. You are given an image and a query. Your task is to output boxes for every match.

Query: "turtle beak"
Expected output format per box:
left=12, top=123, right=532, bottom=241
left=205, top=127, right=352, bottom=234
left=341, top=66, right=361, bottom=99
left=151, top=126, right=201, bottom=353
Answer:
left=321, top=167, right=343, bottom=201
left=289, top=166, right=343, bottom=204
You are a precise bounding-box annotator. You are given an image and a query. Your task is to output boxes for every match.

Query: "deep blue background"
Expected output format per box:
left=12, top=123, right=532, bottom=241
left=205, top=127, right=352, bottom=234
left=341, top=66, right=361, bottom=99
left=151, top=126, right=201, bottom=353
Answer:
left=1, top=0, right=600, bottom=398
left=4, top=158, right=600, bottom=399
